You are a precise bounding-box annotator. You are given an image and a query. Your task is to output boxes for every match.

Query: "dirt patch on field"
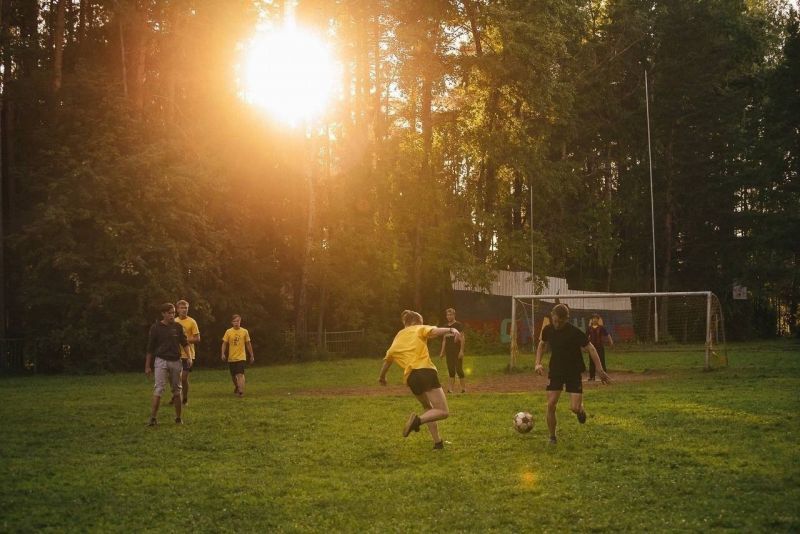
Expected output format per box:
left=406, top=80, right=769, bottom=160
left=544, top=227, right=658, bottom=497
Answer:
left=288, top=370, right=663, bottom=397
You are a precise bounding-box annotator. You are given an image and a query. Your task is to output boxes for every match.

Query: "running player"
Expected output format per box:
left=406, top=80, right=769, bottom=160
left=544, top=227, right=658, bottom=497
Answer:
left=378, top=310, right=463, bottom=450
left=535, top=304, right=610, bottom=444
left=221, top=314, right=255, bottom=397
left=175, top=300, right=200, bottom=405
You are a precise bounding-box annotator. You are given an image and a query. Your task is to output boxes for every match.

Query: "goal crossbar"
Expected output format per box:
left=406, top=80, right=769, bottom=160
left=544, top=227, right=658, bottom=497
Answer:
left=512, top=291, right=711, bottom=299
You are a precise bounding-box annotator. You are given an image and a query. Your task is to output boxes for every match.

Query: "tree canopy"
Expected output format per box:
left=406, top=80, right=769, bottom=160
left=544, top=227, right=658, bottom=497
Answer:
left=1, top=0, right=797, bottom=370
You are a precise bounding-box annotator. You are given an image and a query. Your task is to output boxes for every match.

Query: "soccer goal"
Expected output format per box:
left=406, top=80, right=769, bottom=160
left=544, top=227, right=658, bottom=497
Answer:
left=509, top=291, right=727, bottom=370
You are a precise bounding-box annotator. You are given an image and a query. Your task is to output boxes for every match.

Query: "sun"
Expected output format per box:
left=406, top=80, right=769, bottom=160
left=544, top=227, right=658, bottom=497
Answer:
left=239, top=26, right=337, bottom=126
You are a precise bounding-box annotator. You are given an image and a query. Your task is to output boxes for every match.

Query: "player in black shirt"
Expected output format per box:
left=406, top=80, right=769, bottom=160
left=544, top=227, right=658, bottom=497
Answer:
left=535, top=304, right=610, bottom=444
left=439, top=308, right=466, bottom=393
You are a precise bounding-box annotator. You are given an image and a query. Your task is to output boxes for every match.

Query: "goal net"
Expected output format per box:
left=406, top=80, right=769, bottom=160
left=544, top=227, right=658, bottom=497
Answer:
left=510, top=292, right=727, bottom=370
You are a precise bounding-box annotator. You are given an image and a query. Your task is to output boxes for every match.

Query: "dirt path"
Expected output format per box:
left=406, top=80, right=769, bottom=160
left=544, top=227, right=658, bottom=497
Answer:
left=288, top=370, right=663, bottom=397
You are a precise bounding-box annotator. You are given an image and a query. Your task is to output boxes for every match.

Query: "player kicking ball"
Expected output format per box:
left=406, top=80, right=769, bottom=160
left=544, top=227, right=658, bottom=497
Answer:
left=378, top=310, right=463, bottom=450
left=535, top=304, right=610, bottom=445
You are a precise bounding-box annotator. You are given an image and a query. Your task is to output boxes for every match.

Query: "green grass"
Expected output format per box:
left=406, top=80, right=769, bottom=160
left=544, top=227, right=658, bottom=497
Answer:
left=1, top=340, right=798, bottom=532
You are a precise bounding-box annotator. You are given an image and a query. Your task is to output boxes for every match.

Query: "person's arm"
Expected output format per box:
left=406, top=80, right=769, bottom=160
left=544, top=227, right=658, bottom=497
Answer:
left=458, top=330, right=465, bottom=359
left=246, top=340, right=255, bottom=364
left=585, top=342, right=610, bottom=383
left=534, top=340, right=547, bottom=375
left=605, top=330, right=614, bottom=348
left=378, top=360, right=392, bottom=385
left=428, top=326, right=463, bottom=344
left=145, top=325, right=156, bottom=376
left=220, top=341, right=228, bottom=362
left=439, top=337, right=446, bottom=358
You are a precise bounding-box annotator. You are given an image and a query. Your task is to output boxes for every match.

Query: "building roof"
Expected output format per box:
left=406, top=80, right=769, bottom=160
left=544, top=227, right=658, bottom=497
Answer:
left=451, top=270, right=631, bottom=311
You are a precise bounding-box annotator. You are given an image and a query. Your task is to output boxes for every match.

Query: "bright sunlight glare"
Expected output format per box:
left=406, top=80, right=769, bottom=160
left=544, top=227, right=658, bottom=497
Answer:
left=240, top=27, right=337, bottom=126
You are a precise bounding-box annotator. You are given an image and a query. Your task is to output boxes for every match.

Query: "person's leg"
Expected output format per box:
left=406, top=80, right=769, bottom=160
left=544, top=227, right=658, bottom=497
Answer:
left=417, top=388, right=449, bottom=444
left=150, top=395, right=161, bottom=420
left=413, top=393, right=440, bottom=443
left=567, top=377, right=586, bottom=423
left=588, top=356, right=596, bottom=380
left=546, top=390, right=561, bottom=440
left=457, top=358, right=466, bottom=392
left=169, top=361, right=183, bottom=421
left=236, top=373, right=245, bottom=396
left=445, top=353, right=456, bottom=393
left=569, top=392, right=584, bottom=416
left=598, top=346, right=606, bottom=374
left=229, top=364, right=239, bottom=394
left=152, top=365, right=167, bottom=418
left=181, top=360, right=190, bottom=404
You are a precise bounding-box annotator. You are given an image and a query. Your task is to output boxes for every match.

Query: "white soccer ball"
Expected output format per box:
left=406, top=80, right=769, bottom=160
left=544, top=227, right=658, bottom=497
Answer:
left=513, top=411, right=534, bottom=433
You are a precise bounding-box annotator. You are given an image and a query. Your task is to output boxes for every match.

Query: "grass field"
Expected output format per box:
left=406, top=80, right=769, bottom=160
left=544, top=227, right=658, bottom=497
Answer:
left=1, top=340, right=798, bottom=532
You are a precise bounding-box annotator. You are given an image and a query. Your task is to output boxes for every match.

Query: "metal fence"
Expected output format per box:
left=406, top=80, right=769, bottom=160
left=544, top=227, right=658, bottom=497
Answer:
left=316, top=329, right=365, bottom=354
left=285, top=329, right=366, bottom=354
left=0, top=338, right=35, bottom=373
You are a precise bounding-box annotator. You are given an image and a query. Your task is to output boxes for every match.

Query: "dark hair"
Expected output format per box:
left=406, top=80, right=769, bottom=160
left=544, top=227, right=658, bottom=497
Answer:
left=552, top=304, right=570, bottom=320
left=160, top=302, right=175, bottom=313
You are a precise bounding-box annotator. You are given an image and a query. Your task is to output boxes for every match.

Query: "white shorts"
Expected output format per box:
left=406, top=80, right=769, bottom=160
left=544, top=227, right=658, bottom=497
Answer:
left=153, top=357, right=182, bottom=398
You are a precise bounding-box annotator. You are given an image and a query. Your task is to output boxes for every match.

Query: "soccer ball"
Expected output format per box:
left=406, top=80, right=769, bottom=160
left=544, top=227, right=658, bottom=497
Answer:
left=513, top=411, right=534, bottom=433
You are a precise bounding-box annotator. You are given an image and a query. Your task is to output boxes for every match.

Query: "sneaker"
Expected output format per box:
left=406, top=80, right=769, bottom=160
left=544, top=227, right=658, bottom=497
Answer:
left=402, top=413, right=421, bottom=437
left=433, top=441, right=444, bottom=450
left=175, top=417, right=183, bottom=424
left=577, top=410, right=587, bottom=424
left=446, top=389, right=452, bottom=394
left=548, top=435, right=557, bottom=445
left=588, top=377, right=596, bottom=382
left=461, top=389, right=466, bottom=393
left=148, top=417, right=158, bottom=427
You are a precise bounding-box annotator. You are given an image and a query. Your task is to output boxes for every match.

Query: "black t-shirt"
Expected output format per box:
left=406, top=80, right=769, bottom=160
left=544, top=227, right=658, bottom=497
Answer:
left=541, top=322, right=588, bottom=377
left=146, top=321, right=188, bottom=361
left=443, top=321, right=464, bottom=358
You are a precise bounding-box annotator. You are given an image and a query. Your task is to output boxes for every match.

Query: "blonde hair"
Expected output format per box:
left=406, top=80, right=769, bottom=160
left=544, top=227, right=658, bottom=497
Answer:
left=401, top=310, right=423, bottom=326
left=176, top=300, right=189, bottom=307
left=446, top=308, right=456, bottom=315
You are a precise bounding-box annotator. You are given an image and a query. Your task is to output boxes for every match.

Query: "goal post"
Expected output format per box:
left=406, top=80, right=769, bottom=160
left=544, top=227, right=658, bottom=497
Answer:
left=510, top=291, right=727, bottom=371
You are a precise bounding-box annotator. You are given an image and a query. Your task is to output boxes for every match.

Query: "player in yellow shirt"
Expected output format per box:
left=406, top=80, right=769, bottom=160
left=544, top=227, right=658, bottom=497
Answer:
left=221, top=314, right=255, bottom=397
left=175, top=300, right=201, bottom=406
left=378, top=310, right=463, bottom=450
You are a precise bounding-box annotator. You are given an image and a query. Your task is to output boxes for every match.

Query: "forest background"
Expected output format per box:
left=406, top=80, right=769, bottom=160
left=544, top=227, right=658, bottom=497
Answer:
left=0, top=0, right=797, bottom=371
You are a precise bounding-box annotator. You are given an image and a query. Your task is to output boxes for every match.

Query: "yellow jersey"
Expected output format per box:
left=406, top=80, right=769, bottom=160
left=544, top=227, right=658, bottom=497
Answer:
left=223, top=327, right=250, bottom=362
left=175, top=316, right=200, bottom=359
left=384, top=325, right=437, bottom=384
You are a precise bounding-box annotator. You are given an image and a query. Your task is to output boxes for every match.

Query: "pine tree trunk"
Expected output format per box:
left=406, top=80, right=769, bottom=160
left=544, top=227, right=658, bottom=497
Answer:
left=79, top=0, right=87, bottom=43
left=118, top=16, right=128, bottom=98
left=20, top=1, right=38, bottom=76
left=52, top=0, right=67, bottom=92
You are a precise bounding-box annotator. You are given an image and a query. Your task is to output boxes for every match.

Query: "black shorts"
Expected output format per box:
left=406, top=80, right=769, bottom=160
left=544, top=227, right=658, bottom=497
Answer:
left=445, top=351, right=465, bottom=378
left=407, top=368, right=441, bottom=395
left=546, top=374, right=583, bottom=394
left=228, top=361, right=246, bottom=377
left=181, top=359, right=193, bottom=372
